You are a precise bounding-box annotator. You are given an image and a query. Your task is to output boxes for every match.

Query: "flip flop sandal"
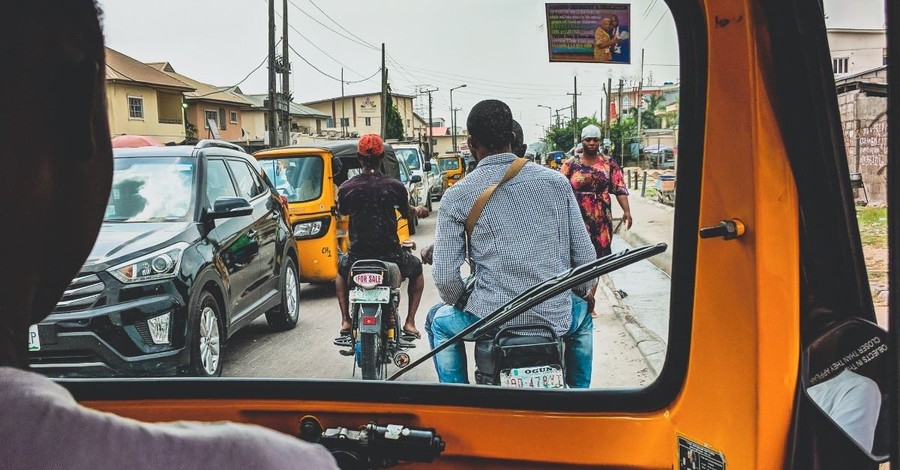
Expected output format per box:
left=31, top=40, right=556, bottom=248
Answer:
left=401, top=328, right=421, bottom=340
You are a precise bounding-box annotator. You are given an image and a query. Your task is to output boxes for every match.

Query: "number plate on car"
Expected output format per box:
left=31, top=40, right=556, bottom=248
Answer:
left=499, top=364, right=565, bottom=389
left=349, top=286, right=390, bottom=304
left=28, top=324, right=40, bottom=351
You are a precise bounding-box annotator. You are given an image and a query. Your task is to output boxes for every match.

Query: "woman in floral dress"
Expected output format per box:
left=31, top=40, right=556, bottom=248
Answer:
left=560, top=125, right=633, bottom=259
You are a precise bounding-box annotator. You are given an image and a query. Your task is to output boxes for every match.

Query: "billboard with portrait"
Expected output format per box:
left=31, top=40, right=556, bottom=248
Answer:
left=546, top=3, right=631, bottom=64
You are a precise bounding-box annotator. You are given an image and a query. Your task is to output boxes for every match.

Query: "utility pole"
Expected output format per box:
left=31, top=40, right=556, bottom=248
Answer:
left=636, top=48, right=645, bottom=150
left=450, top=84, right=466, bottom=153
left=421, top=87, right=438, bottom=157
left=281, top=0, right=290, bottom=146
left=267, top=0, right=277, bottom=148
left=606, top=77, right=613, bottom=140
left=341, top=68, right=346, bottom=137
left=566, top=76, right=581, bottom=149
left=555, top=105, right=571, bottom=128
left=380, top=43, right=387, bottom=138
left=617, top=79, right=624, bottom=160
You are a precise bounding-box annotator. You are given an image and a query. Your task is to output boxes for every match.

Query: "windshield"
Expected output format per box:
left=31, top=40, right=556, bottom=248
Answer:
left=396, top=148, right=421, bottom=170
left=45, top=0, right=694, bottom=394
left=438, top=158, right=460, bottom=171
left=259, top=156, right=324, bottom=203
left=105, top=157, right=195, bottom=222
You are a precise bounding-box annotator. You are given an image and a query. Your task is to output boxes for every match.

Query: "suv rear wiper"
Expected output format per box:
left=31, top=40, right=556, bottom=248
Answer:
left=388, top=243, right=668, bottom=381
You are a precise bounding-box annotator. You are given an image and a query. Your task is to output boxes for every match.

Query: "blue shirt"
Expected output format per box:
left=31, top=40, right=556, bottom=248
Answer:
left=433, top=153, right=596, bottom=335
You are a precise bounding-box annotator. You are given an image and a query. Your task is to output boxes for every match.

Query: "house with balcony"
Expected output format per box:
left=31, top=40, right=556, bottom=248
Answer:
left=105, top=47, right=194, bottom=144
left=148, top=62, right=253, bottom=143
left=302, top=91, right=417, bottom=139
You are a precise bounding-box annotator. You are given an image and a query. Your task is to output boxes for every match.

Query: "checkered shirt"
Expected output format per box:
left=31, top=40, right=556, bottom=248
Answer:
left=433, top=152, right=596, bottom=336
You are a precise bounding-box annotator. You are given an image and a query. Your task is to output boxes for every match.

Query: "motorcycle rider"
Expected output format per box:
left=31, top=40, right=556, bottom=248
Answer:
left=335, top=134, right=430, bottom=340
left=430, top=100, right=597, bottom=387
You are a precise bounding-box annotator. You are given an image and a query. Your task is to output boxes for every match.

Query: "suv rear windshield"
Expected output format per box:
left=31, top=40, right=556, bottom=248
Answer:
left=105, top=157, right=195, bottom=222
left=396, top=148, right=421, bottom=170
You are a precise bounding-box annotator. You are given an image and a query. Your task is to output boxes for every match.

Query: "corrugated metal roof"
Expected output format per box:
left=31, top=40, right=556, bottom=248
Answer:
left=240, top=93, right=331, bottom=118
left=104, top=48, right=194, bottom=91
left=148, top=63, right=252, bottom=106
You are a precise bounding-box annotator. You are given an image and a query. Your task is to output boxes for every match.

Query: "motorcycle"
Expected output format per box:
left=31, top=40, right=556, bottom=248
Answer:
left=389, top=243, right=668, bottom=388
left=335, top=242, right=417, bottom=380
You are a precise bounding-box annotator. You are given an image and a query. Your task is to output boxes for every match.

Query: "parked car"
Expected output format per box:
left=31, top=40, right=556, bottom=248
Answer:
left=393, top=143, right=433, bottom=212
left=397, top=154, right=424, bottom=235
left=429, top=160, right=447, bottom=200
left=28, top=140, right=300, bottom=378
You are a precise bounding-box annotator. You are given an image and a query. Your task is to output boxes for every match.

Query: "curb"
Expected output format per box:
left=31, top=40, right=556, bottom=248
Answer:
left=613, top=196, right=674, bottom=276
left=599, top=275, right=667, bottom=377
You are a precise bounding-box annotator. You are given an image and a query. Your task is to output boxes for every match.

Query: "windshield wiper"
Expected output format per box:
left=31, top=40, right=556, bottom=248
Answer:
left=387, top=243, right=668, bottom=381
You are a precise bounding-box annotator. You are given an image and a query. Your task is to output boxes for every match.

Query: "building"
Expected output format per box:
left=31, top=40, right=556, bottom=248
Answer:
left=148, top=62, right=253, bottom=142
left=302, top=91, right=418, bottom=139
left=609, top=82, right=680, bottom=120
left=104, top=47, right=194, bottom=144
left=827, top=28, right=888, bottom=76
left=238, top=94, right=331, bottom=150
left=835, top=66, right=888, bottom=205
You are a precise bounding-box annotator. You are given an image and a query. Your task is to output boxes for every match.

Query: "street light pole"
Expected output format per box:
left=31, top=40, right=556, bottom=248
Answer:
left=450, top=84, right=466, bottom=153
left=538, top=104, right=553, bottom=126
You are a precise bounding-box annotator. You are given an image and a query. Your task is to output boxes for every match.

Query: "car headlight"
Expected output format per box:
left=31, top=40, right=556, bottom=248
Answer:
left=293, top=217, right=330, bottom=239
left=108, top=242, right=189, bottom=284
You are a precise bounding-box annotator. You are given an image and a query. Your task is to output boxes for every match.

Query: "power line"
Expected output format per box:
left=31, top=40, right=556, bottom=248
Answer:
left=646, top=10, right=669, bottom=40
left=193, top=52, right=273, bottom=98
left=286, top=0, right=379, bottom=52
left=303, top=0, right=379, bottom=50
left=288, top=43, right=380, bottom=84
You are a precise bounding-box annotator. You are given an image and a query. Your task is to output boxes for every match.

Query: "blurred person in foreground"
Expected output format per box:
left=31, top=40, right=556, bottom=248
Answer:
left=0, top=2, right=336, bottom=468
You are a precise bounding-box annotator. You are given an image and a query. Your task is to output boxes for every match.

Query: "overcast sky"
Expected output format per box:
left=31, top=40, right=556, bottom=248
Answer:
left=99, top=0, right=885, bottom=142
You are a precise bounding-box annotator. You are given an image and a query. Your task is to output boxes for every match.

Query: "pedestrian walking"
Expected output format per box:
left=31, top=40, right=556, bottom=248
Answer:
left=560, top=124, right=633, bottom=316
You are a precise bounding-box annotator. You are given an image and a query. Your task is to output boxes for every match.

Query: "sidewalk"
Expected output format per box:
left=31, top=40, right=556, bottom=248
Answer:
left=611, top=195, right=675, bottom=275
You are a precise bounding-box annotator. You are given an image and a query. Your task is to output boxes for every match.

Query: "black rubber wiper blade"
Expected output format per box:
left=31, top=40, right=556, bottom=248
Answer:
left=387, top=243, right=667, bottom=381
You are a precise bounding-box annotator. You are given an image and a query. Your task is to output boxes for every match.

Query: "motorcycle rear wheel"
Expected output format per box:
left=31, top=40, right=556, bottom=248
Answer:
left=360, top=332, right=384, bottom=380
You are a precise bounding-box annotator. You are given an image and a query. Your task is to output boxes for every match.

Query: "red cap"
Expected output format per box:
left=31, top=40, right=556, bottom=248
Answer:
left=357, top=134, right=385, bottom=158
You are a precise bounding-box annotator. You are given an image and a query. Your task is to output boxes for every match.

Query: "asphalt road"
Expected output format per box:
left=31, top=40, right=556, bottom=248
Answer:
left=223, top=205, right=446, bottom=382
left=224, top=201, right=653, bottom=388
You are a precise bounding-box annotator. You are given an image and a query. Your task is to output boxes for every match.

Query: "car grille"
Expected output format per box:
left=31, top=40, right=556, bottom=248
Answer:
left=54, top=274, right=105, bottom=313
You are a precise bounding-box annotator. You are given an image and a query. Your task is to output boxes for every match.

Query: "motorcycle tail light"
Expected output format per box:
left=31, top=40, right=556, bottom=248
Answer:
left=362, top=317, right=377, bottom=326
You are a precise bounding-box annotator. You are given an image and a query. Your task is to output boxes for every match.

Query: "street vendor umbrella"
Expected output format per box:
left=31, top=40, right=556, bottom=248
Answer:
left=111, top=134, right=165, bottom=148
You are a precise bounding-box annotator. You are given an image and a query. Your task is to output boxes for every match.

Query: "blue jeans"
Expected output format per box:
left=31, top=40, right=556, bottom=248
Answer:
left=426, top=294, right=593, bottom=387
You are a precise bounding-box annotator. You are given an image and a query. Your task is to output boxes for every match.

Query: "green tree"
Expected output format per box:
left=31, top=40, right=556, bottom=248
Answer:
left=542, top=115, right=603, bottom=153
left=384, top=84, right=404, bottom=140
left=629, top=94, right=664, bottom=129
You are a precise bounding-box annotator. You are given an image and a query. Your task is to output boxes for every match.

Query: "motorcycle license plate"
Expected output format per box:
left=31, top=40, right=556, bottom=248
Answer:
left=349, top=287, right=390, bottom=304
left=500, top=364, right=565, bottom=389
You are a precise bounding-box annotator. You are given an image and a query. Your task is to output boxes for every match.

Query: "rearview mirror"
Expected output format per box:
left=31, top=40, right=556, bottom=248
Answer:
left=410, top=175, right=422, bottom=184
left=207, top=197, right=253, bottom=219
left=424, top=161, right=432, bottom=172
left=803, top=318, right=890, bottom=465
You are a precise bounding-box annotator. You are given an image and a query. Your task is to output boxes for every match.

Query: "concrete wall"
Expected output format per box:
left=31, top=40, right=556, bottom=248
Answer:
left=839, top=90, right=888, bottom=205
left=828, top=30, right=887, bottom=75
left=241, top=109, right=267, bottom=143
left=186, top=102, right=245, bottom=141
left=106, top=83, right=185, bottom=143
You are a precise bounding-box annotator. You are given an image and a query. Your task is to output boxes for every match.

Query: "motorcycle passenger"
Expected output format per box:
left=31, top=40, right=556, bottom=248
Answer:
left=430, top=100, right=597, bottom=387
left=335, top=134, right=430, bottom=340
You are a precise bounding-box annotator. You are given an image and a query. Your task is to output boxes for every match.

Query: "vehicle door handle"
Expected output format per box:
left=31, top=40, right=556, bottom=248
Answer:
left=699, top=219, right=746, bottom=240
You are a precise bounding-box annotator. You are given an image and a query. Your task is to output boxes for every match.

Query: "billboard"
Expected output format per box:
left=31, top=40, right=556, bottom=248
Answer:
left=546, top=3, right=631, bottom=64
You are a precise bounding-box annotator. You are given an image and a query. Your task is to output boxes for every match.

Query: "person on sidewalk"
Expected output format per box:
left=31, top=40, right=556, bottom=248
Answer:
left=430, top=100, right=597, bottom=388
left=335, top=134, right=430, bottom=340
left=561, top=125, right=633, bottom=316
left=0, top=3, right=337, bottom=468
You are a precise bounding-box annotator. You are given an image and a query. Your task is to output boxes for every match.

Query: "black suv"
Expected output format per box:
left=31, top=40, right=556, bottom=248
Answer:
left=28, top=140, right=300, bottom=377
